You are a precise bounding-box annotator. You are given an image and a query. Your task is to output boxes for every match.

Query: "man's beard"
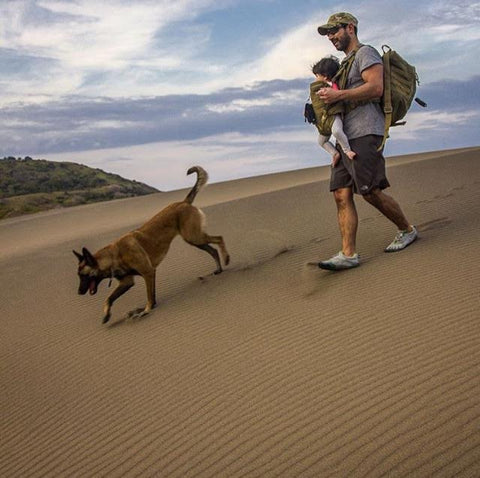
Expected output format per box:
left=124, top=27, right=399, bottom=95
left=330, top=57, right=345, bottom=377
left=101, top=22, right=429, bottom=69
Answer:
left=331, top=32, right=351, bottom=52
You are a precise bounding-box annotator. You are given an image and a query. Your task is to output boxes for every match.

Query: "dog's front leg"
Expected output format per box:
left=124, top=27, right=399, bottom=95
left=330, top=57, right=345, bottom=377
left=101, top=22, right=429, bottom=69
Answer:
left=147, top=270, right=157, bottom=310
left=126, top=270, right=156, bottom=320
left=142, top=270, right=157, bottom=314
left=102, top=276, right=135, bottom=324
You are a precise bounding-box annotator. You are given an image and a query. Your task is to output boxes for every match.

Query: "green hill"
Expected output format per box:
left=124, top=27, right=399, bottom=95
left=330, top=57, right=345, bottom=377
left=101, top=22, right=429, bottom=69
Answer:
left=0, top=156, right=159, bottom=219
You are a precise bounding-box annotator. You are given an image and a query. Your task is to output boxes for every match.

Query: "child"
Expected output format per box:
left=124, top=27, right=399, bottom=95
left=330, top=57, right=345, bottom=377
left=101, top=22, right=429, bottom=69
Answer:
left=311, top=57, right=356, bottom=164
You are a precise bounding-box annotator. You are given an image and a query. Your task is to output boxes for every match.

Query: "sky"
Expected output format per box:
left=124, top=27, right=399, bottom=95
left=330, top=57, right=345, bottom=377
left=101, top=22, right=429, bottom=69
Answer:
left=1, top=0, right=479, bottom=190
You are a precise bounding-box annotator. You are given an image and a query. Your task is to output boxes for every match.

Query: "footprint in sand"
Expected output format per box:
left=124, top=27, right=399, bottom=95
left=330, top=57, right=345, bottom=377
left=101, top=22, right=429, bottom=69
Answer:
left=310, top=236, right=329, bottom=244
left=417, top=217, right=452, bottom=232
left=229, top=229, right=294, bottom=271
left=434, top=193, right=454, bottom=200
left=416, top=190, right=459, bottom=205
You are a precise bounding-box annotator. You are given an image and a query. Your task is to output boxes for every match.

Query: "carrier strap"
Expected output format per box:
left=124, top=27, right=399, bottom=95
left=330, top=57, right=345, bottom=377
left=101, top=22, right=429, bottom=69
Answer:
left=378, top=45, right=393, bottom=151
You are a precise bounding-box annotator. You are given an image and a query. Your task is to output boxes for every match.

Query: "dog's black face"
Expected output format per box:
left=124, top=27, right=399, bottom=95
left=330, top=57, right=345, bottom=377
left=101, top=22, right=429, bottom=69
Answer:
left=77, top=269, right=100, bottom=295
left=73, top=248, right=101, bottom=296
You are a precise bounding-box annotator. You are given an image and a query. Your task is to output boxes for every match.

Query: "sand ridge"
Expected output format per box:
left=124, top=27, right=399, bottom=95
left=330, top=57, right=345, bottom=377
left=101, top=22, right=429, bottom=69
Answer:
left=1, top=147, right=479, bottom=477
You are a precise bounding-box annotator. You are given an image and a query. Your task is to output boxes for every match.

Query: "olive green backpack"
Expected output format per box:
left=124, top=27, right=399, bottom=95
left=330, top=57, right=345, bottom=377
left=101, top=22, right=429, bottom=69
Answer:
left=334, top=44, right=426, bottom=149
left=379, top=45, right=426, bottom=148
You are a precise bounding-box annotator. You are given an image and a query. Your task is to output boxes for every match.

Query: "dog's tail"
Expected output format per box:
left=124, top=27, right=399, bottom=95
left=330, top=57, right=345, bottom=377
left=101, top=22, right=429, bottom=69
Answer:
left=184, top=166, right=209, bottom=204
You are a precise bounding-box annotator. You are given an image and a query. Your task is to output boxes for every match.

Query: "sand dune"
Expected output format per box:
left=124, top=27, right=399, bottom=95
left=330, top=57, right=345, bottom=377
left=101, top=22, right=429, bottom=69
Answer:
left=1, top=147, right=479, bottom=477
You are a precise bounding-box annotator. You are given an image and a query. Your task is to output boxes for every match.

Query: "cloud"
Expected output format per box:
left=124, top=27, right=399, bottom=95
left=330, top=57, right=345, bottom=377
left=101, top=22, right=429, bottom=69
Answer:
left=429, top=0, right=480, bottom=23
left=0, top=79, right=309, bottom=155
left=1, top=0, right=479, bottom=104
left=417, top=75, right=480, bottom=109
left=5, top=0, right=216, bottom=68
left=240, top=21, right=332, bottom=84
left=195, top=0, right=480, bottom=97
left=44, top=127, right=321, bottom=191
left=0, top=0, right=222, bottom=101
left=3, top=73, right=479, bottom=157
left=389, top=110, right=479, bottom=141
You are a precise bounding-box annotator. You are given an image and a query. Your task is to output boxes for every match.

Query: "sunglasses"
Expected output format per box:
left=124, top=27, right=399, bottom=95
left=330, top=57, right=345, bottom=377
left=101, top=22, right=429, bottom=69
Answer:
left=326, top=24, right=348, bottom=35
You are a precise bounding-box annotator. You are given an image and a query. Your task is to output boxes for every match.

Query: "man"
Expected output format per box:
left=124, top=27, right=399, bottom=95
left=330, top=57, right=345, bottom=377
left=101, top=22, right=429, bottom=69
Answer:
left=316, top=12, right=417, bottom=271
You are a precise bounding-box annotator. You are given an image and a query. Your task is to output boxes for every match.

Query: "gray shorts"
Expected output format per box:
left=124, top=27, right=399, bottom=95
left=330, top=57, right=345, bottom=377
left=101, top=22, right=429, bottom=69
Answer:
left=330, top=135, right=390, bottom=195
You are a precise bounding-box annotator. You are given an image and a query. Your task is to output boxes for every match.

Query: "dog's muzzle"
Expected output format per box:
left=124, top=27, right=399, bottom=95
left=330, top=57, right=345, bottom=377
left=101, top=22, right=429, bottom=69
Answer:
left=89, top=279, right=98, bottom=295
left=78, top=277, right=98, bottom=295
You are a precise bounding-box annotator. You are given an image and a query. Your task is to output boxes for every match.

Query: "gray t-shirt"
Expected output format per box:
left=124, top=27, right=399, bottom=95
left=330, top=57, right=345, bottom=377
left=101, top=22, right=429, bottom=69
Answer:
left=343, top=44, right=385, bottom=139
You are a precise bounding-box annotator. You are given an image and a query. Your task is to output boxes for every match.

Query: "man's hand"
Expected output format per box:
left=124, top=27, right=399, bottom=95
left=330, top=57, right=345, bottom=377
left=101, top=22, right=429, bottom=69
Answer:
left=316, top=64, right=384, bottom=105
left=317, top=87, right=341, bottom=104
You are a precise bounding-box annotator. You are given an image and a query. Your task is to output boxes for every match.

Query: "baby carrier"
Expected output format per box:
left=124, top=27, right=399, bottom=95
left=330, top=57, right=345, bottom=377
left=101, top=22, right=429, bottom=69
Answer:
left=304, top=80, right=345, bottom=136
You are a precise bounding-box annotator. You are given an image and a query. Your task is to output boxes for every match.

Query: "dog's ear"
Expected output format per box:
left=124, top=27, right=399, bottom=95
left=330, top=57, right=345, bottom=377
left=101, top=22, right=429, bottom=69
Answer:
left=82, top=247, right=97, bottom=267
left=73, top=250, right=84, bottom=262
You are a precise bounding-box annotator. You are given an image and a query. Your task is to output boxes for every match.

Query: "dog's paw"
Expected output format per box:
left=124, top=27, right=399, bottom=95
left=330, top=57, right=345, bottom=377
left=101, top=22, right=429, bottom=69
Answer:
left=102, top=313, right=111, bottom=324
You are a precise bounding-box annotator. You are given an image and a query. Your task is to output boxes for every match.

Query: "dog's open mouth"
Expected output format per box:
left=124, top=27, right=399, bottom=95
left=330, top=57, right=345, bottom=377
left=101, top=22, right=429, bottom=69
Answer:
left=89, top=279, right=98, bottom=295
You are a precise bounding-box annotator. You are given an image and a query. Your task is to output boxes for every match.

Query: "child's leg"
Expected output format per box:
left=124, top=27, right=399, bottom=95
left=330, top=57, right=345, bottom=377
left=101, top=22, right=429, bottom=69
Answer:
left=318, top=133, right=341, bottom=166
left=318, top=133, right=338, bottom=157
left=331, top=115, right=356, bottom=159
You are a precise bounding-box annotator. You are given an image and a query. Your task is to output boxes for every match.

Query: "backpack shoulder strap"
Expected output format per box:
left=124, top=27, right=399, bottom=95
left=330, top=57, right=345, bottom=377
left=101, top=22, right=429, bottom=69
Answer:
left=332, top=45, right=377, bottom=115
left=332, top=44, right=363, bottom=90
left=378, top=45, right=393, bottom=150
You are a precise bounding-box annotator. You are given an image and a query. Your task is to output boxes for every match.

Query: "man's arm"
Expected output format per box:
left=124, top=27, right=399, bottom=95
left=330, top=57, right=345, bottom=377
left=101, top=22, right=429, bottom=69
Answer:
left=318, top=63, right=383, bottom=104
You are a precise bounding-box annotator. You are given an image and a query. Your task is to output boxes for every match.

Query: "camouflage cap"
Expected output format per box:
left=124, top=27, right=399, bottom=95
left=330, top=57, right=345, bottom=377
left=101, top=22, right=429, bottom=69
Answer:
left=317, top=12, right=358, bottom=36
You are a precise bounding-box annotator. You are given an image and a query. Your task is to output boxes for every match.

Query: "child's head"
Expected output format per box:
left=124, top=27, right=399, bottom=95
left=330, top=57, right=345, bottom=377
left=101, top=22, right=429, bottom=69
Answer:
left=312, top=56, right=340, bottom=82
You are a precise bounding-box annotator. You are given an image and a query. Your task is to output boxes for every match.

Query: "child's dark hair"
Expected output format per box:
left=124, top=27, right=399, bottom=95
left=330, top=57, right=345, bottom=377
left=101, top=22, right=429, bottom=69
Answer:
left=311, top=56, right=340, bottom=81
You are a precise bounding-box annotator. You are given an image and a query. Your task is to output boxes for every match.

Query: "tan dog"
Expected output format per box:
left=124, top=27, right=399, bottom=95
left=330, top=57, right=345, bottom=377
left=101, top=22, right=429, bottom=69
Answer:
left=73, top=166, right=229, bottom=324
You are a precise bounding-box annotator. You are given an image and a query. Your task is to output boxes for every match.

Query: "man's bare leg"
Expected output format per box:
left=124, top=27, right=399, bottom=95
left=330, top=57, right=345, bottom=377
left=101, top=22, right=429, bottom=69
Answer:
left=317, top=187, right=360, bottom=270
left=364, top=188, right=418, bottom=252
left=334, top=187, right=358, bottom=256
left=363, top=188, right=412, bottom=231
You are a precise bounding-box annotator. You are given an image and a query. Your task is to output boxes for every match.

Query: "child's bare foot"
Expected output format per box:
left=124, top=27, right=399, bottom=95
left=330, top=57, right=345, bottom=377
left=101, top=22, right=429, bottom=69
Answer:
left=332, top=151, right=341, bottom=167
left=346, top=151, right=356, bottom=160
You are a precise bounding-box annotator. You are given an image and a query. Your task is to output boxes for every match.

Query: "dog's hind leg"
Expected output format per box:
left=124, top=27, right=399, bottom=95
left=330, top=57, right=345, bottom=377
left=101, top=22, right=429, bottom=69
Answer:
left=103, top=276, right=135, bottom=324
left=206, top=235, right=230, bottom=267
left=190, top=234, right=230, bottom=274
left=193, top=243, right=223, bottom=274
left=187, top=234, right=230, bottom=274
left=180, top=207, right=230, bottom=272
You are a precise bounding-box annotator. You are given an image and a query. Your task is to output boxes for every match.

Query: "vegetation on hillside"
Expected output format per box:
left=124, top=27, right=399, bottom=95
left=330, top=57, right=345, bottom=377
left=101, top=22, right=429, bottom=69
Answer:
left=0, top=156, right=159, bottom=219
